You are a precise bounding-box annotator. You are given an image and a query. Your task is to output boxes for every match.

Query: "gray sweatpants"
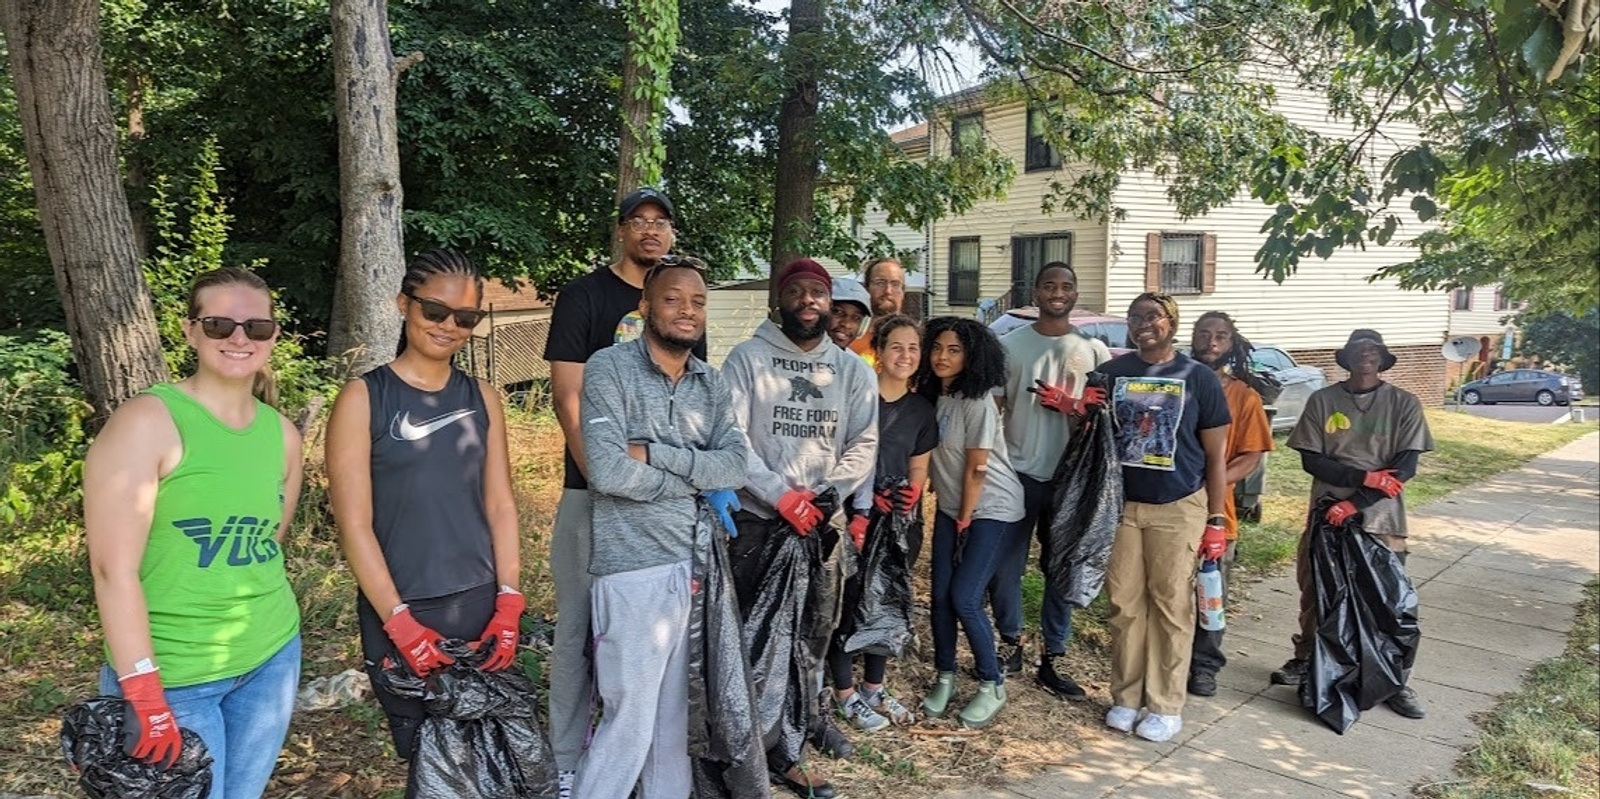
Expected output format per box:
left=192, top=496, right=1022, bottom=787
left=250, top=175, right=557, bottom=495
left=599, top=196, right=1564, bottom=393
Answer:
left=573, top=560, right=693, bottom=799
left=549, top=488, right=594, bottom=771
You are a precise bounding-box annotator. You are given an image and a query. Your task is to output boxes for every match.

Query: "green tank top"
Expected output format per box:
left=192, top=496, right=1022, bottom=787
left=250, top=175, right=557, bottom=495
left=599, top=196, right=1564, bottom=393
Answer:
left=134, top=383, right=300, bottom=687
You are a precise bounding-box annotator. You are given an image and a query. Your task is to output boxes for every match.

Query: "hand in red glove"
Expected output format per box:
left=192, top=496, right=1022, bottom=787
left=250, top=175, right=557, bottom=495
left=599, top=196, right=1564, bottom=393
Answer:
left=776, top=489, right=823, bottom=536
left=1075, top=385, right=1108, bottom=415
left=384, top=605, right=455, bottom=677
left=1199, top=524, right=1227, bottom=561
left=955, top=516, right=972, bottom=535
left=1363, top=469, right=1403, bottom=499
left=894, top=483, right=924, bottom=515
left=477, top=587, right=526, bottom=671
left=872, top=488, right=895, bottom=515
left=119, top=669, right=181, bottom=768
left=1326, top=500, right=1359, bottom=527
left=1028, top=379, right=1073, bottom=414
left=848, top=515, right=868, bottom=551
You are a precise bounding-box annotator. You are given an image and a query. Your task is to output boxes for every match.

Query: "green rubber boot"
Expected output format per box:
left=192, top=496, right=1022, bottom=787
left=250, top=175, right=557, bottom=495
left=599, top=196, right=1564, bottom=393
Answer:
left=921, top=671, right=957, bottom=718
left=958, top=680, right=1007, bottom=729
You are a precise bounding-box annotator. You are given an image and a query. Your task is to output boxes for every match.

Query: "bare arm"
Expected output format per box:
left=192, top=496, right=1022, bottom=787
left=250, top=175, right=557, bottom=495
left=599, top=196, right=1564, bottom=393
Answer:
left=478, top=380, right=522, bottom=588
left=1223, top=451, right=1264, bottom=485
left=277, top=415, right=304, bottom=544
left=958, top=448, right=990, bottom=524
left=1200, top=425, right=1230, bottom=516
left=550, top=360, right=588, bottom=479
left=325, top=379, right=402, bottom=616
left=85, top=395, right=177, bottom=677
left=908, top=452, right=931, bottom=495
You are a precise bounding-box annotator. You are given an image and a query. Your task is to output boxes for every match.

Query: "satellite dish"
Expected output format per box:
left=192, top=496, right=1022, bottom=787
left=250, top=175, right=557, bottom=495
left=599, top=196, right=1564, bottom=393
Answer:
left=1441, top=336, right=1479, bottom=363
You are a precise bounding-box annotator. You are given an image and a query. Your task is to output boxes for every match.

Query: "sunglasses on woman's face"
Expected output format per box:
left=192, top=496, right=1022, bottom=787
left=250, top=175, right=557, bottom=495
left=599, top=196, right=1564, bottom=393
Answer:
left=406, top=292, right=487, bottom=328
left=192, top=317, right=278, bottom=341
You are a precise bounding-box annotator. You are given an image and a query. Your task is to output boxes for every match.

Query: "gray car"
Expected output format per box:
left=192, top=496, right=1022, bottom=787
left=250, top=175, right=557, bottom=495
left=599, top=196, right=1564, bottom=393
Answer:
left=1245, top=346, right=1327, bottom=433
left=1459, top=369, right=1583, bottom=406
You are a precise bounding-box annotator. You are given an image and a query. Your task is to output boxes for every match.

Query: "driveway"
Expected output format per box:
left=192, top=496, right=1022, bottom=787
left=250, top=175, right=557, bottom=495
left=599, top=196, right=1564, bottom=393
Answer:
left=1444, top=403, right=1575, bottom=424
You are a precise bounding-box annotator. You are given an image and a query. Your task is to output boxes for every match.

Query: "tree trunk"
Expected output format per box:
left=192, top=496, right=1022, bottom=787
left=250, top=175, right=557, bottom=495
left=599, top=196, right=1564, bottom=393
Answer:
left=329, top=0, right=412, bottom=376
left=1, top=0, right=169, bottom=425
left=614, top=0, right=677, bottom=262
left=768, top=0, right=822, bottom=307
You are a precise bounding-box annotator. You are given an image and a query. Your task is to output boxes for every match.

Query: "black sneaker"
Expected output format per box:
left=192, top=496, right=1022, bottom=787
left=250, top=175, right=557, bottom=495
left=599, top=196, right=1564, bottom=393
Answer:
left=1187, top=671, right=1218, bottom=697
left=1385, top=686, right=1427, bottom=719
left=998, top=638, right=1025, bottom=678
left=1036, top=652, right=1088, bottom=700
left=1269, top=658, right=1309, bottom=686
left=808, top=716, right=855, bottom=760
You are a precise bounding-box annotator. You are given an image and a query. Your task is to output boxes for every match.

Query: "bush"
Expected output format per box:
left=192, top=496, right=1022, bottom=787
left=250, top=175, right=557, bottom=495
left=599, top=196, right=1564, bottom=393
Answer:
left=0, top=329, right=89, bottom=465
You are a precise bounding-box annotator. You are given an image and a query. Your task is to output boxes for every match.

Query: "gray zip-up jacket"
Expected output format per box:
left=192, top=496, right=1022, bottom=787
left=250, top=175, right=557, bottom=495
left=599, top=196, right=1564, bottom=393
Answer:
left=721, top=319, right=878, bottom=517
left=581, top=336, right=749, bottom=575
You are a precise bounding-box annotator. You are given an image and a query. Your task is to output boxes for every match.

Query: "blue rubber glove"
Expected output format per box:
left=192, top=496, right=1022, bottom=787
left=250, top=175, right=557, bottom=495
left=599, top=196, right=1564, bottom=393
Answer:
left=703, top=489, right=741, bottom=537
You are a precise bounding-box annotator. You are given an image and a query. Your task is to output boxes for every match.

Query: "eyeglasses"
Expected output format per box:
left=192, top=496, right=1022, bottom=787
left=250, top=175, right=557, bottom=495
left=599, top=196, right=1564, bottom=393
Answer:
left=1127, top=312, right=1171, bottom=327
left=868, top=279, right=905, bottom=292
left=192, top=317, right=278, bottom=341
left=624, top=217, right=673, bottom=233
left=644, top=254, right=709, bottom=285
left=406, top=293, right=487, bottom=328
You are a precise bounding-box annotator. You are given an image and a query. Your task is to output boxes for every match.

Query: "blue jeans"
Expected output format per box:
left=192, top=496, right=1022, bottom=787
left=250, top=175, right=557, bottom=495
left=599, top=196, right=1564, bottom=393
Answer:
left=991, top=474, right=1077, bottom=654
left=100, top=635, right=301, bottom=799
left=931, top=513, right=1015, bottom=683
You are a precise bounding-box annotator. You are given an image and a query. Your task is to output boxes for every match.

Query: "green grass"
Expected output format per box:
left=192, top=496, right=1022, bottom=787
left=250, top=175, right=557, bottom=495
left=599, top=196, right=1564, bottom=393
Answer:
left=1422, top=580, right=1600, bottom=799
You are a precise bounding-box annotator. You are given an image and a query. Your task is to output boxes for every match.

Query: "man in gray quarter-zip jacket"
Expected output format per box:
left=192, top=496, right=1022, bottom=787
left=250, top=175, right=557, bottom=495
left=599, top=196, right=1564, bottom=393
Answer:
left=720, top=258, right=877, bottom=798
left=573, top=263, right=749, bottom=799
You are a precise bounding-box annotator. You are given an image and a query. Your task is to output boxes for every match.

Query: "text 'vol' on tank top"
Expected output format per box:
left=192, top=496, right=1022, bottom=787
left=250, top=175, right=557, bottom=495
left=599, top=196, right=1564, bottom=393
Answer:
left=362, top=364, right=495, bottom=602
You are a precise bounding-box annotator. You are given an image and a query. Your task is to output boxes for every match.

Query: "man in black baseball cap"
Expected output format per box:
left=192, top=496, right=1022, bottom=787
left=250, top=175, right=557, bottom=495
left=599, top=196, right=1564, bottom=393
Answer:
left=618, top=186, right=675, bottom=221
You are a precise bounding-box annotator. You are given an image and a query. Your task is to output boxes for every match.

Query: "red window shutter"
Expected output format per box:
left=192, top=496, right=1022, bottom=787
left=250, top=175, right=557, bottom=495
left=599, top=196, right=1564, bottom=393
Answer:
left=1201, top=233, right=1217, bottom=294
left=1145, top=232, right=1162, bottom=293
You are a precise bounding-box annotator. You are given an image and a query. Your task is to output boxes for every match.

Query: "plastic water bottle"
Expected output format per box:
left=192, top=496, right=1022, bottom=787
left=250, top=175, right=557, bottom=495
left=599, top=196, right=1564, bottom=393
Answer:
left=1196, top=559, right=1225, bottom=631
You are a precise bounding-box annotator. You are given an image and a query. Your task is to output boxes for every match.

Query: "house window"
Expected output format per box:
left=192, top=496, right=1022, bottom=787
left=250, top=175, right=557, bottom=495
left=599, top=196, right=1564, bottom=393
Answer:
left=951, top=113, right=983, bottom=157
left=948, top=237, right=981, bottom=306
left=1493, top=288, right=1509, bottom=311
left=1011, top=233, right=1072, bottom=303
left=1452, top=288, right=1472, bottom=311
left=1144, top=232, right=1216, bottom=295
left=1025, top=106, right=1062, bottom=172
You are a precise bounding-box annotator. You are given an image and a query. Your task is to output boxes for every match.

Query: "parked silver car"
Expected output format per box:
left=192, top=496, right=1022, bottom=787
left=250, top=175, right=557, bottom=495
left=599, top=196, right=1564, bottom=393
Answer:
left=1248, top=346, right=1327, bottom=433
left=1459, top=369, right=1583, bottom=406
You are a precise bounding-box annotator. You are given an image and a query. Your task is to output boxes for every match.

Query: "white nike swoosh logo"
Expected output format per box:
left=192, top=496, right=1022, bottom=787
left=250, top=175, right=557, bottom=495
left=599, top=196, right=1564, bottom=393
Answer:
left=390, top=409, right=476, bottom=441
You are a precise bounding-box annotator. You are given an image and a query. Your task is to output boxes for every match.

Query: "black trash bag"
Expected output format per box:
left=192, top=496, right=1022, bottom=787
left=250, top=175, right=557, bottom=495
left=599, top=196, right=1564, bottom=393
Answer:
left=685, top=501, right=770, bottom=799
left=739, top=489, right=835, bottom=768
left=377, top=640, right=557, bottom=799
left=835, top=476, right=915, bottom=659
left=1299, top=497, right=1422, bottom=734
left=1044, top=372, right=1125, bottom=609
left=60, top=695, right=213, bottom=799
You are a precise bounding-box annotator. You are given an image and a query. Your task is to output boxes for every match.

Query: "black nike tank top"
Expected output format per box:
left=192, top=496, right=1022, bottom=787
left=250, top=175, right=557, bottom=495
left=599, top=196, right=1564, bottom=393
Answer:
left=362, top=364, right=494, bottom=601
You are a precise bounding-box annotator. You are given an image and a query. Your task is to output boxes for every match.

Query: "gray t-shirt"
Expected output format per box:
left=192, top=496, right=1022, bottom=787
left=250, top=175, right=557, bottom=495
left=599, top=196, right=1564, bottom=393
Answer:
left=1287, top=382, right=1434, bottom=536
left=930, top=395, right=1026, bottom=523
left=998, top=324, right=1113, bottom=481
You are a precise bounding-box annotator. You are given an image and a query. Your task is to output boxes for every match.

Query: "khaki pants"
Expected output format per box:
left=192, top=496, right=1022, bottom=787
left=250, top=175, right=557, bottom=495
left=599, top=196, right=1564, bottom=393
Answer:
left=1292, top=517, right=1406, bottom=660
left=1107, top=489, right=1208, bottom=716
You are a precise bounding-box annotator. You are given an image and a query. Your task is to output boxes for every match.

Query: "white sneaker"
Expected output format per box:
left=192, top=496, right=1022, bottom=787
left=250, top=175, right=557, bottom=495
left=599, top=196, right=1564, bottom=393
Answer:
left=557, top=770, right=575, bottom=799
left=838, top=690, right=891, bottom=732
left=1105, top=705, right=1139, bottom=732
left=1134, top=712, right=1184, bottom=742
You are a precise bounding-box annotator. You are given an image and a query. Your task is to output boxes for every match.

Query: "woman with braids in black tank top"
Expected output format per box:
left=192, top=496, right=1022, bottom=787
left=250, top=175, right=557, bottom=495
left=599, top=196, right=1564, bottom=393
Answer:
left=326, top=249, right=526, bottom=763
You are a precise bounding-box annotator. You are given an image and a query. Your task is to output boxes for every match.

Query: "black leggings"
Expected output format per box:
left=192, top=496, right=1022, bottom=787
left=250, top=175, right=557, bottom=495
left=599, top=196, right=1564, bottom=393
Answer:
left=826, top=646, right=887, bottom=691
left=356, top=582, right=497, bottom=759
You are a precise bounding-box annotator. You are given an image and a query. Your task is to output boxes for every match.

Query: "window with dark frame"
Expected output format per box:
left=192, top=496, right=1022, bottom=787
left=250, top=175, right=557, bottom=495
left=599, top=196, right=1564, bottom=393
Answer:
left=1452, top=288, right=1472, bottom=311
left=1025, top=106, right=1062, bottom=171
left=1493, top=287, right=1509, bottom=311
left=951, top=113, right=983, bottom=157
left=1010, top=233, right=1072, bottom=302
left=1158, top=233, right=1204, bottom=295
left=948, top=237, right=981, bottom=306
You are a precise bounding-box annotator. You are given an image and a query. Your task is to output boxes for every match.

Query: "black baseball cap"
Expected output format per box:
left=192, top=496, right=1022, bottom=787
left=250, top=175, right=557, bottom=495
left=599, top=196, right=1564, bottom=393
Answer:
left=618, top=187, right=675, bottom=221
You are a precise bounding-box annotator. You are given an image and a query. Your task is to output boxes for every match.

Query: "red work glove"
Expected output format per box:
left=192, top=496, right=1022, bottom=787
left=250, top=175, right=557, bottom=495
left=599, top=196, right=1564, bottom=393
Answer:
left=873, top=488, right=895, bottom=515
left=384, top=605, right=455, bottom=677
left=477, top=587, right=526, bottom=672
left=1028, top=379, right=1073, bottom=414
left=955, top=516, right=972, bottom=535
left=848, top=515, right=868, bottom=551
left=1363, top=469, right=1403, bottom=499
left=776, top=489, right=823, bottom=536
left=1326, top=500, right=1359, bottom=527
left=894, top=483, right=924, bottom=515
left=1075, top=385, right=1108, bottom=415
left=119, top=669, right=181, bottom=768
left=1200, top=524, right=1227, bottom=561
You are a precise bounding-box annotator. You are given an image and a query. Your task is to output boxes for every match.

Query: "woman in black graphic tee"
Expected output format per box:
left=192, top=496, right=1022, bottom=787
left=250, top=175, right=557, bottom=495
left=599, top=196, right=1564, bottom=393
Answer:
left=326, top=249, right=526, bottom=762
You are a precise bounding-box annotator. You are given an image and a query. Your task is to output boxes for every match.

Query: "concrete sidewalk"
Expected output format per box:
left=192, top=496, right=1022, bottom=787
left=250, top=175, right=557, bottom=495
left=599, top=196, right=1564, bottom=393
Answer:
left=937, top=432, right=1600, bottom=799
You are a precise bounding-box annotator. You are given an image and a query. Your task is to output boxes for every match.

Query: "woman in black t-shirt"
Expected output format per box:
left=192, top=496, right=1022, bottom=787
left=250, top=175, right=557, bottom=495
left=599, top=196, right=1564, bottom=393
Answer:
left=829, top=315, right=938, bottom=732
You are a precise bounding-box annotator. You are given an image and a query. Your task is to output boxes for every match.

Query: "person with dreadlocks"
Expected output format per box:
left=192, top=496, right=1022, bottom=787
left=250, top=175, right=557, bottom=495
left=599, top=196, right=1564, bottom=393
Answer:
left=1184, top=312, right=1275, bottom=697
left=1099, top=293, right=1231, bottom=743
left=326, top=248, right=526, bottom=768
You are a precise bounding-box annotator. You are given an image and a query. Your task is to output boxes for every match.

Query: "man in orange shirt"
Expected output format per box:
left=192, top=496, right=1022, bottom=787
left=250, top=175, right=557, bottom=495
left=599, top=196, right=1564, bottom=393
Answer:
left=1186, top=311, right=1276, bottom=697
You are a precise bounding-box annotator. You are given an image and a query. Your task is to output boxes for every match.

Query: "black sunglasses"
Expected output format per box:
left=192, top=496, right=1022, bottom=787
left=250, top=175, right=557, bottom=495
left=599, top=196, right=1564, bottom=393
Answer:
left=406, top=292, right=488, bottom=328
left=192, top=317, right=278, bottom=341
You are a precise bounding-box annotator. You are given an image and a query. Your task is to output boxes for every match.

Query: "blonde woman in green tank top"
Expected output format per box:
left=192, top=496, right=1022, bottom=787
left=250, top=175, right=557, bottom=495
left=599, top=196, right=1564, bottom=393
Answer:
left=84, top=267, right=303, bottom=798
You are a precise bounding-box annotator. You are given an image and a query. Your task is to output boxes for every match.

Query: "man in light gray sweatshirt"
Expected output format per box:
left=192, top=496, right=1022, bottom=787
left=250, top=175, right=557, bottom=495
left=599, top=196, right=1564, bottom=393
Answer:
left=721, top=258, right=878, bottom=798
left=573, top=261, right=749, bottom=799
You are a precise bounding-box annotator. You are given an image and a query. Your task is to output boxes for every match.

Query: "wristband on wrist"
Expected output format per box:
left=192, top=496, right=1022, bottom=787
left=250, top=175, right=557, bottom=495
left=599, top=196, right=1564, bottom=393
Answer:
left=391, top=603, right=409, bottom=618
left=1206, top=514, right=1227, bottom=526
